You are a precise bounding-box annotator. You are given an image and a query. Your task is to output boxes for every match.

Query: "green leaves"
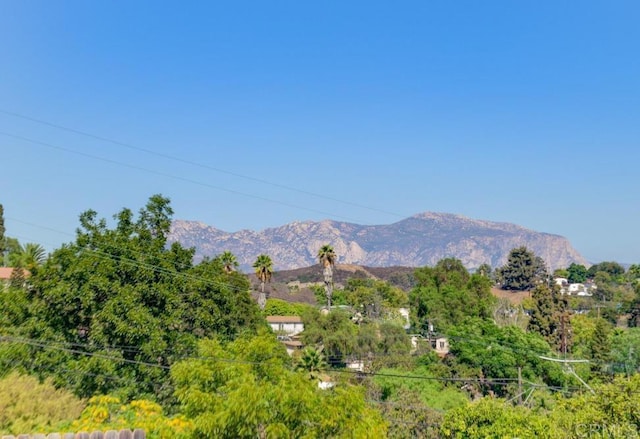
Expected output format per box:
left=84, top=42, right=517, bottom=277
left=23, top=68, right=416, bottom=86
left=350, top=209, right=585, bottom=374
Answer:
left=171, top=334, right=387, bottom=438
left=497, top=246, right=548, bottom=291
left=410, top=259, right=496, bottom=333
left=0, top=196, right=263, bottom=403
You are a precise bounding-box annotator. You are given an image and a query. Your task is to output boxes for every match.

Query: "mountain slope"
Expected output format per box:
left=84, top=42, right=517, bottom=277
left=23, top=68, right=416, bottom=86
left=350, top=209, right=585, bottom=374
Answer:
left=169, top=212, right=588, bottom=271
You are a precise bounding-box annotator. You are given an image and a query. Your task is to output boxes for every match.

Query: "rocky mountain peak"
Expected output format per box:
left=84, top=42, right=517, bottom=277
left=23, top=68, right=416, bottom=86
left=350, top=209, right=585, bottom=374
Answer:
left=169, top=212, right=588, bottom=272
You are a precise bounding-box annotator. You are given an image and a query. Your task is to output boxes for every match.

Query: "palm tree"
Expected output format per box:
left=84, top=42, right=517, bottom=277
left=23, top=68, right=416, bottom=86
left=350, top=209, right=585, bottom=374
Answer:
left=317, top=244, right=336, bottom=310
left=9, top=242, right=46, bottom=271
left=253, top=254, right=273, bottom=310
left=218, top=250, right=239, bottom=273
left=295, top=346, right=327, bottom=381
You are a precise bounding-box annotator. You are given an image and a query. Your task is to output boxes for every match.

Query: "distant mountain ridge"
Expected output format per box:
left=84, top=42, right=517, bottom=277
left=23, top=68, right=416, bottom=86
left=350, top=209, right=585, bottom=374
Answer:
left=168, top=212, right=588, bottom=272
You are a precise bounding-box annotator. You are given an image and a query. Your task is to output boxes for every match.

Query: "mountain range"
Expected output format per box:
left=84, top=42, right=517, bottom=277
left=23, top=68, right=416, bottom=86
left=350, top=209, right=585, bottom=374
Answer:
left=168, top=212, right=588, bottom=272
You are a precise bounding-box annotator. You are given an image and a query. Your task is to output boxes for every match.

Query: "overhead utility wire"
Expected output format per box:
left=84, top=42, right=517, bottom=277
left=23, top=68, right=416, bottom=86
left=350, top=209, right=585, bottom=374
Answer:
left=0, top=131, right=364, bottom=224
left=0, top=334, right=527, bottom=387
left=0, top=109, right=402, bottom=219
left=7, top=225, right=618, bottom=371
left=1, top=332, right=590, bottom=394
left=8, top=225, right=622, bottom=374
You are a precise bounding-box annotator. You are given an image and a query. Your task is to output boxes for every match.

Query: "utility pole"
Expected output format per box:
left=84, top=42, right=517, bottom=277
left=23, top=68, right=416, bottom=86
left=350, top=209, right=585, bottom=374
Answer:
left=517, top=367, right=523, bottom=405
left=538, top=355, right=594, bottom=394
left=559, top=312, right=569, bottom=358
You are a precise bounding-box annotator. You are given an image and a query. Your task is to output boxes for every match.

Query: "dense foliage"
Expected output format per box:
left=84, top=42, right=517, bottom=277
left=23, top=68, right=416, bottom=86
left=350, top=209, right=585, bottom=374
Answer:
left=171, top=333, right=387, bottom=438
left=0, top=195, right=263, bottom=404
left=409, top=258, right=495, bottom=333
left=0, top=372, right=85, bottom=435
left=4, top=197, right=640, bottom=437
left=496, top=246, right=548, bottom=291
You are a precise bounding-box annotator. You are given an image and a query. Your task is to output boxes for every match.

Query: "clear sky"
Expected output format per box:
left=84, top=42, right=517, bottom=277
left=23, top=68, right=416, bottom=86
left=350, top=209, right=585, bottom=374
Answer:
left=1, top=1, right=639, bottom=264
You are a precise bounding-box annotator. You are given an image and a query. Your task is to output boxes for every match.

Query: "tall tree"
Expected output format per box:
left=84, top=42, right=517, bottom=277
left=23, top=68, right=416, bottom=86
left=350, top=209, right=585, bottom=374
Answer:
left=10, top=243, right=47, bottom=271
left=589, top=318, right=611, bottom=375
left=527, top=284, right=570, bottom=352
left=253, top=254, right=273, bottom=310
left=0, top=203, right=5, bottom=264
left=0, top=195, right=263, bottom=403
left=476, top=263, right=493, bottom=279
left=497, top=246, right=548, bottom=291
left=317, top=244, right=336, bottom=309
left=410, top=258, right=495, bottom=333
left=217, top=250, right=239, bottom=273
left=627, top=264, right=640, bottom=282
left=587, top=261, right=625, bottom=279
left=567, top=263, right=588, bottom=284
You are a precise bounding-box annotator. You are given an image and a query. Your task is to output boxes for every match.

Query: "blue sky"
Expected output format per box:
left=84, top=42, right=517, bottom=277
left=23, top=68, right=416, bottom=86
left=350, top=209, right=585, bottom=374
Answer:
left=1, top=1, right=639, bottom=264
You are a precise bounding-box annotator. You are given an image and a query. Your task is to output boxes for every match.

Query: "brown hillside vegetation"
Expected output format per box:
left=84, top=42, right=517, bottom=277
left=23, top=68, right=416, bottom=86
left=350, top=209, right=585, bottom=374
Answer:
left=491, top=287, right=530, bottom=305
left=249, top=263, right=529, bottom=307
left=249, top=264, right=417, bottom=305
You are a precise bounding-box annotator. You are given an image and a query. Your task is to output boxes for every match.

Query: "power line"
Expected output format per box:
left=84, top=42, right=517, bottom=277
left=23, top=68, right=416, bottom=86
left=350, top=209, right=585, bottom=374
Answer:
left=6, top=221, right=252, bottom=294
left=0, top=131, right=366, bottom=224
left=0, top=109, right=403, bottom=219
left=0, top=333, right=535, bottom=387
left=7, top=222, right=623, bottom=372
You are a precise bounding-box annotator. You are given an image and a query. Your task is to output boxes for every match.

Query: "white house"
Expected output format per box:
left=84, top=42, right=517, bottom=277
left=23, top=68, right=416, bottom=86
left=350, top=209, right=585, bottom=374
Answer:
left=266, top=316, right=304, bottom=336
left=345, top=359, right=365, bottom=372
left=398, top=307, right=411, bottom=329
left=554, top=277, right=568, bottom=287
left=433, top=337, right=450, bottom=357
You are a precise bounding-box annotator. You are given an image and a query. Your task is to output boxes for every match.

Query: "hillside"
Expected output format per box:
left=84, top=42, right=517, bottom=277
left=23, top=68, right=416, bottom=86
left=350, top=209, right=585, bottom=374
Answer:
left=248, top=263, right=530, bottom=307
left=247, top=264, right=417, bottom=305
left=169, top=212, right=588, bottom=271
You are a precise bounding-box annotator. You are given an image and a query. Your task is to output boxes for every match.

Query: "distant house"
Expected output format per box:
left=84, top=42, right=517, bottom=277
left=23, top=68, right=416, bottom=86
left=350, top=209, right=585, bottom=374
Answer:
left=0, top=267, right=30, bottom=289
left=398, top=307, right=411, bottom=329
left=345, top=359, right=365, bottom=372
left=558, top=280, right=595, bottom=297
left=280, top=339, right=304, bottom=356
left=563, top=283, right=593, bottom=297
left=266, top=316, right=304, bottom=336
left=318, top=375, right=335, bottom=390
left=432, top=337, right=450, bottom=357
left=554, top=277, right=569, bottom=287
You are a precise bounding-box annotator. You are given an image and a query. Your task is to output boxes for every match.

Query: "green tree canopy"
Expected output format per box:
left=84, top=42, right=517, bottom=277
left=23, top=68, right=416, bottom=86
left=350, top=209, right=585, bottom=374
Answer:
left=0, top=203, right=5, bottom=261
left=527, top=284, right=571, bottom=352
left=497, top=246, right=548, bottom=291
left=171, top=334, right=387, bottom=438
left=587, top=261, right=625, bottom=279
left=410, top=258, right=495, bottom=333
left=567, top=263, right=588, bottom=284
left=0, top=372, right=85, bottom=436
left=215, top=250, right=239, bottom=273
left=627, top=264, right=640, bottom=282
left=448, top=318, right=568, bottom=396
left=0, top=195, right=263, bottom=403
left=7, top=242, right=47, bottom=271
left=343, top=278, right=408, bottom=320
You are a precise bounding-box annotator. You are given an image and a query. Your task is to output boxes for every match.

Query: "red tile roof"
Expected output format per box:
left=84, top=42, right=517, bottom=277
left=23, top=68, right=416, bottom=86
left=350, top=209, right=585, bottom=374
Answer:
left=0, top=267, right=31, bottom=280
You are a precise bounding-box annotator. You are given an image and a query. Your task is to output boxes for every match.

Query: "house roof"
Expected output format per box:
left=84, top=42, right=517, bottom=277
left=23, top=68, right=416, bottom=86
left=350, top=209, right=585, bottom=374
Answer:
left=266, top=315, right=303, bottom=323
left=0, top=267, right=31, bottom=280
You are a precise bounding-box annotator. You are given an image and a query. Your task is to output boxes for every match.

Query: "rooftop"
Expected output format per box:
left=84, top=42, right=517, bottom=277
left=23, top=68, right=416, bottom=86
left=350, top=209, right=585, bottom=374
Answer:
left=266, top=315, right=303, bottom=323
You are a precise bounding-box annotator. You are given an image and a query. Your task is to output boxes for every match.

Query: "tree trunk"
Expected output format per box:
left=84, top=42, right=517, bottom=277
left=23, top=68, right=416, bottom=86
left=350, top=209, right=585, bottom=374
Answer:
left=323, top=265, right=333, bottom=310
left=258, top=281, right=266, bottom=309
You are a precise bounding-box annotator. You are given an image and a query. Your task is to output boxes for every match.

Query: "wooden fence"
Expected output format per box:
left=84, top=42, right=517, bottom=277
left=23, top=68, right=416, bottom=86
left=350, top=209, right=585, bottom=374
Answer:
left=2, top=429, right=145, bottom=439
